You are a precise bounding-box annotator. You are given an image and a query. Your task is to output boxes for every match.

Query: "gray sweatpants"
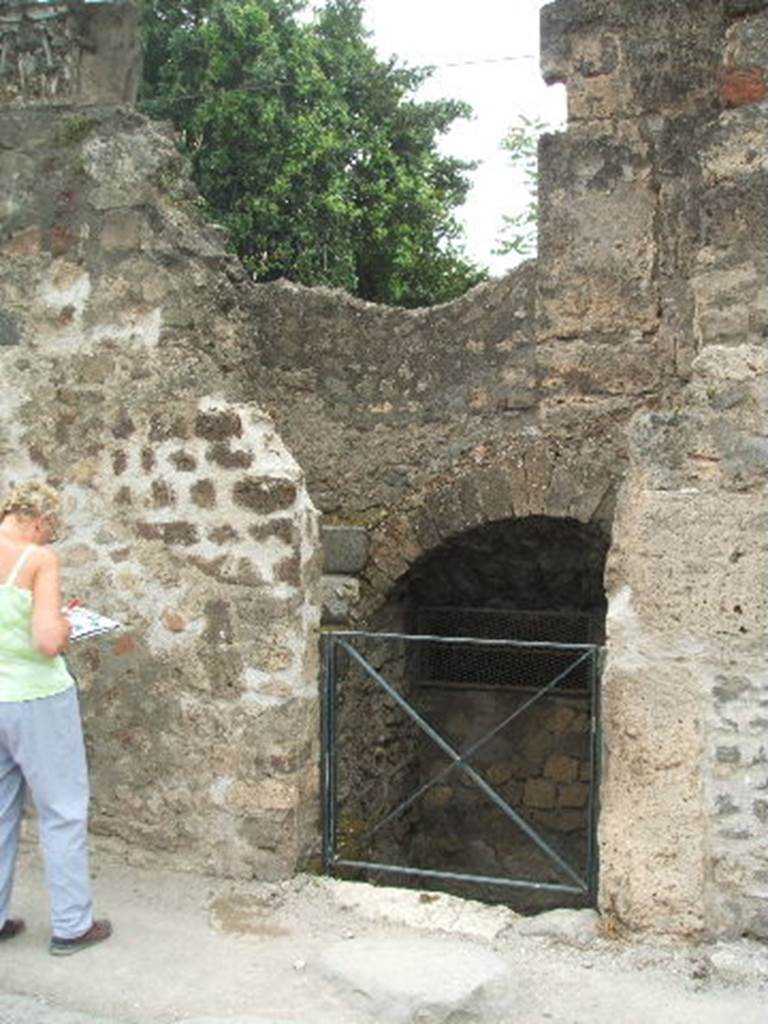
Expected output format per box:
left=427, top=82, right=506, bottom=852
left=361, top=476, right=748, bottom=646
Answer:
left=0, top=686, right=93, bottom=938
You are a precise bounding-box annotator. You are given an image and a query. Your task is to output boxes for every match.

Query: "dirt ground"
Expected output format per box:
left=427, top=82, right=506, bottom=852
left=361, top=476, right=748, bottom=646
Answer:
left=1, top=843, right=767, bottom=1024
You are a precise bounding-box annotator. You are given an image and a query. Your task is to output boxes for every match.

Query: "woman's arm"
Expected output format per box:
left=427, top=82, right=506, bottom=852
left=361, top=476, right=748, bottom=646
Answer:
left=31, top=548, right=72, bottom=657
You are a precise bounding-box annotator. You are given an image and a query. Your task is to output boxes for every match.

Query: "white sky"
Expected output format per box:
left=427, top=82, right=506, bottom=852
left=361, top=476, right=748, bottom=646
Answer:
left=359, top=0, right=566, bottom=276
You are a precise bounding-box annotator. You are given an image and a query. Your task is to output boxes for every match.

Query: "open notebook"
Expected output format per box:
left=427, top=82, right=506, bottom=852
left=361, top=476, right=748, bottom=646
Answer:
left=65, top=605, right=122, bottom=642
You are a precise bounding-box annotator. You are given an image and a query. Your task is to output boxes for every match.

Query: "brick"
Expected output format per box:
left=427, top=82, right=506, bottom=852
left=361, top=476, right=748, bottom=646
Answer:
left=162, top=610, right=187, bottom=633
left=113, top=634, right=136, bottom=656
left=719, top=66, right=767, bottom=108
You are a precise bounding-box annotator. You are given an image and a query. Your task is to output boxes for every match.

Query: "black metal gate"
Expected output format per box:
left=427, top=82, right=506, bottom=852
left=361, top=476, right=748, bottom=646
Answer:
left=321, top=630, right=601, bottom=901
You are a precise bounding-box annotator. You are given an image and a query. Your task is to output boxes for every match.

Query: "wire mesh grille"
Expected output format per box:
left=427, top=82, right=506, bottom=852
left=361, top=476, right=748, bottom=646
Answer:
left=415, top=607, right=593, bottom=690
left=323, top=630, right=600, bottom=906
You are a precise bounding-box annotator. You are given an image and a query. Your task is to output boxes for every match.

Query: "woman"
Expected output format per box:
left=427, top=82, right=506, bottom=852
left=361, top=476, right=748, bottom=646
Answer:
left=0, top=481, right=111, bottom=955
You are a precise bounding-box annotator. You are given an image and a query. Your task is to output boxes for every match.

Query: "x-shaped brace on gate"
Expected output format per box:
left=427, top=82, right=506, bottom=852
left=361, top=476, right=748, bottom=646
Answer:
left=334, top=637, right=594, bottom=894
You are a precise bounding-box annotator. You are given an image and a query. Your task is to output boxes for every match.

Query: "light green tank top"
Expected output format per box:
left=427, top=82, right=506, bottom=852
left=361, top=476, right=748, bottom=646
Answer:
left=0, top=546, right=74, bottom=702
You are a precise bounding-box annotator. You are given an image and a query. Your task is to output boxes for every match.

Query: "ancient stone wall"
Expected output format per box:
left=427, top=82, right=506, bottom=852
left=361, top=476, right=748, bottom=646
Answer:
left=1, top=0, right=765, bottom=938
left=538, top=0, right=767, bottom=938
left=0, top=2, right=141, bottom=106
left=241, top=0, right=767, bottom=937
left=0, top=102, right=321, bottom=878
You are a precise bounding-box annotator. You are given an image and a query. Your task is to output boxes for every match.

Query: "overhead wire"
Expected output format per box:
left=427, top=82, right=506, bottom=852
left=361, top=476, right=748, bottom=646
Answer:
left=139, top=52, right=540, bottom=109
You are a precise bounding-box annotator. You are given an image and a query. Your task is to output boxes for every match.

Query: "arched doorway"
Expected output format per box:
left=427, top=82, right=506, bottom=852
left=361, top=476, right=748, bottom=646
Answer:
left=323, top=514, right=610, bottom=910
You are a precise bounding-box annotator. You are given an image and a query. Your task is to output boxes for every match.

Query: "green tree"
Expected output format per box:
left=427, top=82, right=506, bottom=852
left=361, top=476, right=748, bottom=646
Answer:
left=138, top=0, right=486, bottom=307
left=495, top=115, right=548, bottom=260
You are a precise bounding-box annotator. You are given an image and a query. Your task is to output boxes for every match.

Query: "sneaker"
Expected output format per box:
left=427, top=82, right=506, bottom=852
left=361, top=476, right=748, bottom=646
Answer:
left=0, top=918, right=25, bottom=941
left=49, top=919, right=112, bottom=957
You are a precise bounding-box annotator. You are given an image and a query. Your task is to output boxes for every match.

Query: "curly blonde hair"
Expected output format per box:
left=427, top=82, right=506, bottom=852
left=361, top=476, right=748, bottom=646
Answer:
left=0, top=480, right=62, bottom=527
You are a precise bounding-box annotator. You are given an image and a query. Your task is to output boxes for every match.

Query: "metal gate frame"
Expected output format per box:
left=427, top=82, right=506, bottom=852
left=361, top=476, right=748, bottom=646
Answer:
left=321, top=630, right=602, bottom=900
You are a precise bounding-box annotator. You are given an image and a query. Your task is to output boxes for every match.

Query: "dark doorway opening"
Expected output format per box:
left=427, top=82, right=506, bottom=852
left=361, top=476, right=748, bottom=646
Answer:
left=326, top=515, right=609, bottom=911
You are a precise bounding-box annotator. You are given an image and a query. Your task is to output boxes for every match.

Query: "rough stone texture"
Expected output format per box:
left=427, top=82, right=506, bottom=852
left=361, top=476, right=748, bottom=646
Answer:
left=514, top=907, right=600, bottom=947
left=321, top=525, right=369, bottom=574
left=1, top=0, right=766, bottom=941
left=0, top=99, right=321, bottom=878
left=0, top=2, right=142, bottom=107
left=320, top=574, right=360, bottom=626
left=328, top=878, right=519, bottom=939
left=585, top=1, right=768, bottom=939
left=273, top=0, right=764, bottom=937
left=314, top=937, right=508, bottom=1024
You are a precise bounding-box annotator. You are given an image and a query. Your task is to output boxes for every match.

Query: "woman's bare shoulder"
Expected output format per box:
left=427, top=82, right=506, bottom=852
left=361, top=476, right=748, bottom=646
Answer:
left=30, top=544, right=60, bottom=572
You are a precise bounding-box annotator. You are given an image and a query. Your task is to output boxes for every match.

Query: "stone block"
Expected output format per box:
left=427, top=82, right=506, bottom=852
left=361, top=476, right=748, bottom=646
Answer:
left=195, top=409, right=243, bottom=441
left=314, top=937, right=508, bottom=1024
left=486, top=763, right=513, bottom=786
left=190, top=479, right=216, bottom=509
left=558, top=781, right=590, bottom=809
left=322, top=525, right=369, bottom=574
left=233, top=477, right=297, bottom=514
left=515, top=908, right=599, bottom=947
left=544, top=753, right=580, bottom=783
left=321, top=575, right=360, bottom=625
left=725, top=1, right=768, bottom=15
left=524, top=778, right=556, bottom=810
left=543, top=705, right=578, bottom=734
left=537, top=133, right=659, bottom=338
left=206, top=443, right=253, bottom=469
left=169, top=450, right=197, bottom=472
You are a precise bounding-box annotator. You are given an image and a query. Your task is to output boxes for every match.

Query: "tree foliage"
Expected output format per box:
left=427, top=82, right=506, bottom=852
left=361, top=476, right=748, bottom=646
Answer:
left=138, top=0, right=486, bottom=307
left=495, top=115, right=548, bottom=260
